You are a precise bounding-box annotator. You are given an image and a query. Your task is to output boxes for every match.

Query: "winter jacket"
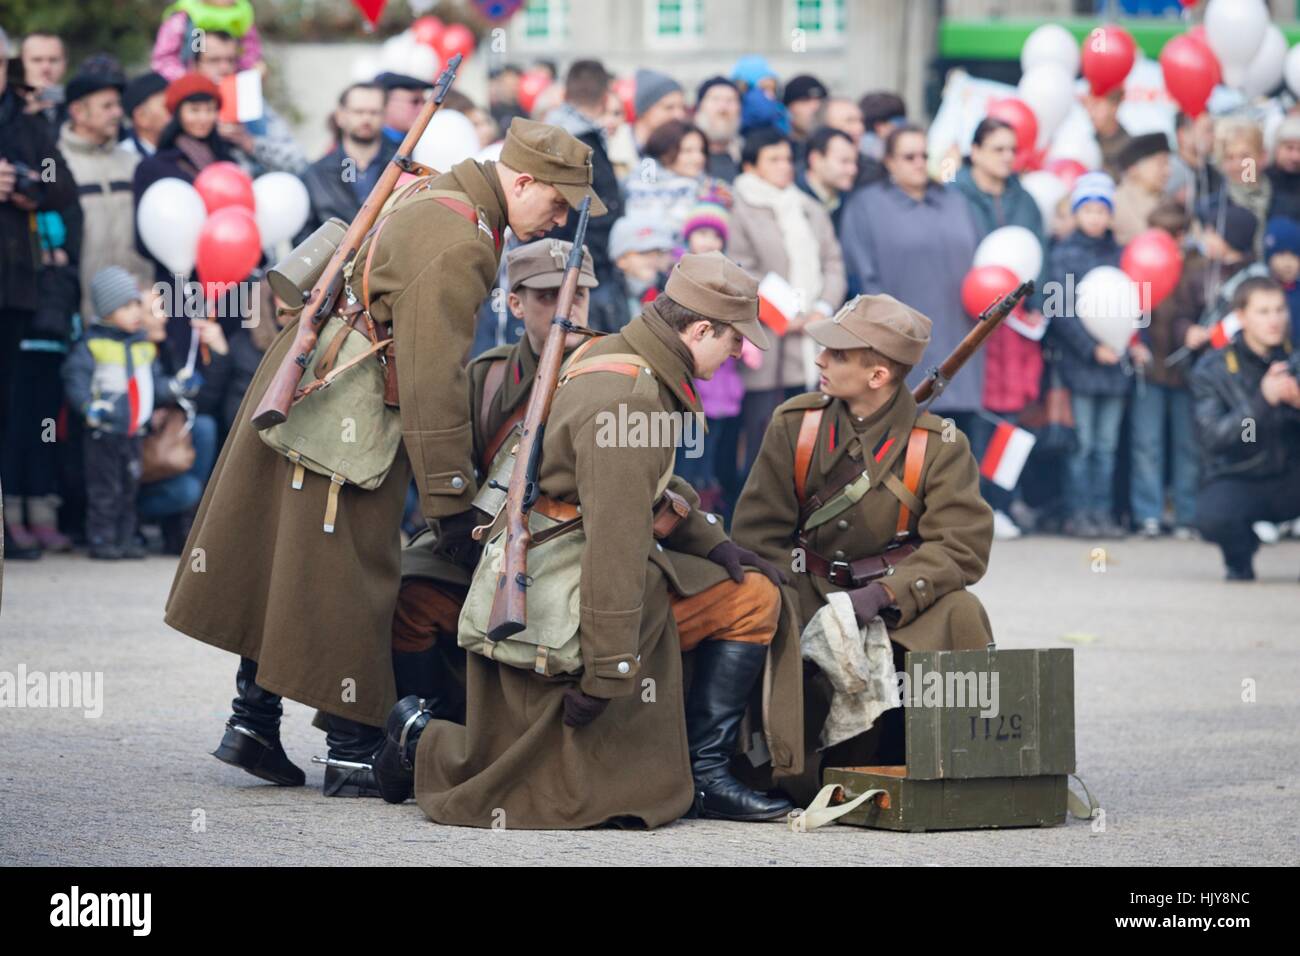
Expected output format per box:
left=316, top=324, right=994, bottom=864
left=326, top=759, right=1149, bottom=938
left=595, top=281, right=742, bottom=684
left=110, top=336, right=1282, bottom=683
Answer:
left=298, top=136, right=397, bottom=241
left=1044, top=228, right=1131, bottom=397
left=62, top=322, right=184, bottom=435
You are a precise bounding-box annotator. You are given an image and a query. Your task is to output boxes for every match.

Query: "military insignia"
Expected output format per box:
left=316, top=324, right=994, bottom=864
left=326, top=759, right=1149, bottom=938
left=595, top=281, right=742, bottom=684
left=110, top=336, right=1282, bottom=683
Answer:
left=547, top=240, right=568, bottom=269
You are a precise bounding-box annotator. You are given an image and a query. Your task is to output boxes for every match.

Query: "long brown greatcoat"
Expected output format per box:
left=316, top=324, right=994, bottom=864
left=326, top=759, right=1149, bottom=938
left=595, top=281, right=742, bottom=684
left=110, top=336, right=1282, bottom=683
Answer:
left=164, top=160, right=507, bottom=728
left=412, top=308, right=788, bottom=829
left=732, top=386, right=994, bottom=800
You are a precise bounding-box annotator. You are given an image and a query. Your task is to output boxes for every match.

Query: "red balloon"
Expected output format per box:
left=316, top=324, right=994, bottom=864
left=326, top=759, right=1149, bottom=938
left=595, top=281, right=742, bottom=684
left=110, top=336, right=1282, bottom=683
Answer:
left=1081, top=25, right=1136, bottom=96
left=193, top=161, right=254, bottom=216
left=196, top=207, right=261, bottom=298
left=961, top=265, right=1020, bottom=320
left=1044, top=157, right=1088, bottom=189
left=435, top=23, right=476, bottom=63
left=611, top=75, right=636, bottom=124
left=987, top=97, right=1039, bottom=158
left=411, top=16, right=445, bottom=49
left=517, top=69, right=551, bottom=114
left=1121, top=229, right=1184, bottom=312
left=1160, top=34, right=1219, bottom=119
left=1186, top=25, right=1222, bottom=88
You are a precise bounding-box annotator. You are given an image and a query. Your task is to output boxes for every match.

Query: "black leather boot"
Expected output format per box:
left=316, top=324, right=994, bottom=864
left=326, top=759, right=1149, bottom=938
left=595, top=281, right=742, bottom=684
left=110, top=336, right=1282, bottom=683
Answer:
left=392, top=646, right=466, bottom=723
left=212, top=657, right=305, bottom=786
left=686, top=640, right=794, bottom=821
left=371, top=695, right=435, bottom=804
left=320, top=714, right=384, bottom=797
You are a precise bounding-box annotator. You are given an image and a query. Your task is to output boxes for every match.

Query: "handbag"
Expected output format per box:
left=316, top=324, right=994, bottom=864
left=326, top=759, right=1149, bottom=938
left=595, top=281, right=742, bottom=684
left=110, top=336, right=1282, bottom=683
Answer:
left=1019, top=358, right=1077, bottom=454
left=140, top=407, right=196, bottom=484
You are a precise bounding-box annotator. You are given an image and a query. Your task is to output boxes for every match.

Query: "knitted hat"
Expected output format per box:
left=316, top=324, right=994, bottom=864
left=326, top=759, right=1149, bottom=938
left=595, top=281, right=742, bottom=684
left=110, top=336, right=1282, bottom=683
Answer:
left=609, top=213, right=674, bottom=261
left=90, top=266, right=141, bottom=320
left=1071, top=171, right=1116, bottom=212
left=695, top=75, right=739, bottom=106
left=782, top=74, right=827, bottom=107
left=1197, top=197, right=1258, bottom=254
left=731, top=55, right=777, bottom=90
left=123, top=71, right=168, bottom=117
left=1265, top=215, right=1300, bottom=258
left=682, top=201, right=730, bottom=245
left=65, top=70, right=124, bottom=105
left=164, top=72, right=222, bottom=114
left=633, top=69, right=683, bottom=119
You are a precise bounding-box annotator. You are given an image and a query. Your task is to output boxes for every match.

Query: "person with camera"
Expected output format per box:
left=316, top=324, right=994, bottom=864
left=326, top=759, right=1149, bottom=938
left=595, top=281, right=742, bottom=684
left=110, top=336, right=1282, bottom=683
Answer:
left=1190, top=276, right=1300, bottom=581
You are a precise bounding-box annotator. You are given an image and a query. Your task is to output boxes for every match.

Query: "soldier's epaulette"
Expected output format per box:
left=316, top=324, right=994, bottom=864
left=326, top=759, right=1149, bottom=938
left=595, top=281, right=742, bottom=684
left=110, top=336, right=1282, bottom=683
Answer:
left=469, top=344, right=514, bottom=368
left=914, top=411, right=947, bottom=433
left=776, top=391, right=832, bottom=414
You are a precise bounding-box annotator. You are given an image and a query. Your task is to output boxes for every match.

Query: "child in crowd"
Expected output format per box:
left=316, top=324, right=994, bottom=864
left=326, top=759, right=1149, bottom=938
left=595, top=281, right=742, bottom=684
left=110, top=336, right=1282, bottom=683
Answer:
left=1045, top=172, right=1130, bottom=539
left=61, top=268, right=196, bottom=559
left=608, top=213, right=674, bottom=324
left=152, top=0, right=264, bottom=81
left=1264, top=215, right=1300, bottom=344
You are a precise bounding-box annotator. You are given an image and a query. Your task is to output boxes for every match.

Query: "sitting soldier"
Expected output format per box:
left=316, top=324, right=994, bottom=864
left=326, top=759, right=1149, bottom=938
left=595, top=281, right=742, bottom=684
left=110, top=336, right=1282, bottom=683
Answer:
left=731, top=293, right=994, bottom=800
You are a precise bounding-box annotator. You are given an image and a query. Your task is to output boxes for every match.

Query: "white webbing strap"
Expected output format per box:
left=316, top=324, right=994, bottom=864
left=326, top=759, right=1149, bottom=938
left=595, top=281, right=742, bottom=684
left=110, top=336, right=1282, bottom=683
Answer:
left=788, top=783, right=886, bottom=832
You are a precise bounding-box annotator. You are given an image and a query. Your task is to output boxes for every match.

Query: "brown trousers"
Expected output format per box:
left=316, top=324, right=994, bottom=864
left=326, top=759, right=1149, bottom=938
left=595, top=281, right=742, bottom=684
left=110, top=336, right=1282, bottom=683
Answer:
left=392, top=571, right=779, bottom=654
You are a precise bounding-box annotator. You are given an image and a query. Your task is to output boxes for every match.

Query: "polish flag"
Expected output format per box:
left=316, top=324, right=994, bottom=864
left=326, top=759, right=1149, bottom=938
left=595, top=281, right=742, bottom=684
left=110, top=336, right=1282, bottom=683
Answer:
left=980, top=421, right=1037, bottom=491
left=757, top=272, right=800, bottom=337
left=1208, top=311, right=1242, bottom=349
left=219, top=69, right=264, bottom=124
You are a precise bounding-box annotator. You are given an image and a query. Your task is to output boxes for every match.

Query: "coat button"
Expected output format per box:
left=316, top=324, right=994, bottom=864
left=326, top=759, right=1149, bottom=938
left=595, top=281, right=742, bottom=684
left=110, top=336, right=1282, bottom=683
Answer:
left=706, top=513, right=717, bottom=524
left=655, top=542, right=663, bottom=551
left=450, top=476, right=464, bottom=490
left=916, top=578, right=927, bottom=590
left=833, top=550, right=846, bottom=560
left=837, top=519, right=849, bottom=530
left=617, top=661, right=630, bottom=674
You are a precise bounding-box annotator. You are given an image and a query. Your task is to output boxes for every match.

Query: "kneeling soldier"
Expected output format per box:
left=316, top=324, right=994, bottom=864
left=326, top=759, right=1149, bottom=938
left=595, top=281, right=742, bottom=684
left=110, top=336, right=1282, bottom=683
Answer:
left=374, top=253, right=794, bottom=827
left=390, top=238, right=599, bottom=717
left=732, top=294, right=994, bottom=795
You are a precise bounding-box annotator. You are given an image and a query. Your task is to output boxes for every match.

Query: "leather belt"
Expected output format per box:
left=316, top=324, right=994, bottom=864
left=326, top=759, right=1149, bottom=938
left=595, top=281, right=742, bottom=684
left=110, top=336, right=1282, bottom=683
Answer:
left=533, top=495, right=580, bottom=523
left=801, top=538, right=920, bottom=588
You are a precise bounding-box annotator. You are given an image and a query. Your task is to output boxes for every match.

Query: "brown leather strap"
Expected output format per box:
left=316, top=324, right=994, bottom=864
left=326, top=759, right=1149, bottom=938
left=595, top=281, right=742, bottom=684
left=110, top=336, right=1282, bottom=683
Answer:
left=294, top=336, right=393, bottom=402
left=896, top=426, right=929, bottom=536
left=563, top=361, right=645, bottom=381
left=360, top=214, right=395, bottom=316
left=482, top=405, right=526, bottom=472
left=314, top=312, right=366, bottom=380
left=794, top=407, right=824, bottom=504
left=533, top=495, right=580, bottom=523
left=801, top=539, right=920, bottom=588
left=480, top=359, right=509, bottom=443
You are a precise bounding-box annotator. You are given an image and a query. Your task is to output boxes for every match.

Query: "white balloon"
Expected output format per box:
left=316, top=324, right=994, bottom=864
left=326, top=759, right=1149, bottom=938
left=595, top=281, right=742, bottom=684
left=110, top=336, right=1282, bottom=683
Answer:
left=1075, top=266, right=1142, bottom=353
left=1019, top=64, right=1076, bottom=145
left=973, top=225, right=1043, bottom=284
left=1286, top=44, right=1300, bottom=99
left=351, top=53, right=380, bottom=82
left=1021, top=24, right=1079, bottom=78
left=1241, top=24, right=1287, bottom=98
left=253, top=172, right=311, bottom=251
left=412, top=110, right=481, bottom=173
left=137, top=177, right=206, bottom=276
left=1021, top=171, right=1068, bottom=227
left=1046, top=126, right=1102, bottom=171
left=1204, top=0, right=1270, bottom=69
left=403, top=43, right=438, bottom=81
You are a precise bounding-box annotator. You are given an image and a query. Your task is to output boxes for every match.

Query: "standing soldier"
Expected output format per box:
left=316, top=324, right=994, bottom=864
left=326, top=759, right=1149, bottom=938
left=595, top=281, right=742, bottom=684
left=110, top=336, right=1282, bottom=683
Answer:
left=164, top=119, right=605, bottom=797
left=731, top=294, right=995, bottom=801
left=391, top=238, right=599, bottom=716
left=372, top=253, right=799, bottom=827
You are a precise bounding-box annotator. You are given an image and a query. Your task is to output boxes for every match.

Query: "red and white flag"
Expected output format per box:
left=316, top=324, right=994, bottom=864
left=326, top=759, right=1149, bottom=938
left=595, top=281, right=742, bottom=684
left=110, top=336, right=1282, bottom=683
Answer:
left=1208, top=311, right=1241, bottom=349
left=219, top=69, right=264, bottom=124
left=757, top=272, right=800, bottom=337
left=980, top=421, right=1036, bottom=491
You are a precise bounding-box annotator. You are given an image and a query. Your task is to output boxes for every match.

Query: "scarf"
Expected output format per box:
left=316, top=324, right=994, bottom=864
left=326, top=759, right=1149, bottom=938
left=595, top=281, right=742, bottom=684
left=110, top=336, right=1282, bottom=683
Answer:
left=734, top=171, right=823, bottom=304
left=641, top=301, right=698, bottom=377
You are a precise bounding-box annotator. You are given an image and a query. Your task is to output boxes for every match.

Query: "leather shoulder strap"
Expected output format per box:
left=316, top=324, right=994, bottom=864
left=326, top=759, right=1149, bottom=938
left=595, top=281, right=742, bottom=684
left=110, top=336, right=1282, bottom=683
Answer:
left=794, top=407, right=824, bottom=505
left=895, top=425, right=929, bottom=536
left=479, top=357, right=509, bottom=440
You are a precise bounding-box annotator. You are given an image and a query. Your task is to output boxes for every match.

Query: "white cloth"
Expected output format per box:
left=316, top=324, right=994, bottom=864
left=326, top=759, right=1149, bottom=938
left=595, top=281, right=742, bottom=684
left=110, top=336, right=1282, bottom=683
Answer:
left=799, top=591, right=901, bottom=750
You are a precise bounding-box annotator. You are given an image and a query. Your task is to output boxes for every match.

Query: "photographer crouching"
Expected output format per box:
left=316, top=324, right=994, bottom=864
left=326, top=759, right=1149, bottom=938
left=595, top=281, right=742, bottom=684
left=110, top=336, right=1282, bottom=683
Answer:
left=1190, top=276, right=1300, bottom=581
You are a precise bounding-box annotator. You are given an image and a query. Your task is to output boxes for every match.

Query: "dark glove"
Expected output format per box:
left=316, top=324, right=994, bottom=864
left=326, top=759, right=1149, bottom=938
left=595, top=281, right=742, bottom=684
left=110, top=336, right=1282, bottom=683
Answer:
left=848, top=581, right=894, bottom=627
left=562, top=687, right=609, bottom=728
left=433, top=507, right=487, bottom=558
left=706, top=540, right=788, bottom=586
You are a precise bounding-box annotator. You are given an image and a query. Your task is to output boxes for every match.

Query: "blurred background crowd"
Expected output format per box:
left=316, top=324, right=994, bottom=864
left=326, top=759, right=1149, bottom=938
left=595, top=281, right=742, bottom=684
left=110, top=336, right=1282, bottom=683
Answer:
left=1, top=0, right=1298, bottom=582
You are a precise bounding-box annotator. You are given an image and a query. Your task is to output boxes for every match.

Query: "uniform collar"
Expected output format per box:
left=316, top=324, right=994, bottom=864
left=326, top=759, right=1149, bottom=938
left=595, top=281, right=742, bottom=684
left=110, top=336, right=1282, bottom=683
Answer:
left=620, top=311, right=703, bottom=413
left=450, top=159, right=509, bottom=248
left=822, top=387, right=917, bottom=480
left=500, top=335, right=540, bottom=411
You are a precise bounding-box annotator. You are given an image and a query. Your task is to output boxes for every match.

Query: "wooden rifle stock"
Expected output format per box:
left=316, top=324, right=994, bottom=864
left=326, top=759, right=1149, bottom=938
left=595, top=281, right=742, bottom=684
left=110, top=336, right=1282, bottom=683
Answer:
left=487, top=198, right=593, bottom=642
left=249, top=53, right=464, bottom=430
left=913, top=280, right=1035, bottom=407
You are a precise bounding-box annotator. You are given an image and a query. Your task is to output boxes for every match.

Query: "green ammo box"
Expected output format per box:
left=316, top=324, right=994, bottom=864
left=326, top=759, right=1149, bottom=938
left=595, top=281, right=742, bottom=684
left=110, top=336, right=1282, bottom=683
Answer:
left=823, top=646, right=1076, bottom=832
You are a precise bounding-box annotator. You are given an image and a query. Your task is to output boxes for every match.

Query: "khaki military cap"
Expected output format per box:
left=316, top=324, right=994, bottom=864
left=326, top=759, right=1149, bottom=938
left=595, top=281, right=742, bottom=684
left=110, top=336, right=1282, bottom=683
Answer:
left=500, top=118, right=608, bottom=217
left=507, top=239, right=598, bottom=291
left=807, top=294, right=931, bottom=365
left=664, top=252, right=769, bottom=350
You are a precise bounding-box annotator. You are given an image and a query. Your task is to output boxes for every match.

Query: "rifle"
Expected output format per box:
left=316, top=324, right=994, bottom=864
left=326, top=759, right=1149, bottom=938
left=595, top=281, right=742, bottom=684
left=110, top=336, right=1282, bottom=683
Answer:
left=913, top=280, right=1035, bottom=407
left=249, top=54, right=464, bottom=430
left=487, top=198, right=593, bottom=642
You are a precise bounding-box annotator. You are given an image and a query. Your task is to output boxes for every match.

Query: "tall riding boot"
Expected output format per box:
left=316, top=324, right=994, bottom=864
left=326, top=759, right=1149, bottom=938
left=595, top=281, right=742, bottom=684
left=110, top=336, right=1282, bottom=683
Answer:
left=392, top=646, right=466, bottom=723
left=212, top=657, right=305, bottom=786
left=371, top=695, right=435, bottom=804
left=320, top=714, right=385, bottom=797
left=686, top=640, right=794, bottom=821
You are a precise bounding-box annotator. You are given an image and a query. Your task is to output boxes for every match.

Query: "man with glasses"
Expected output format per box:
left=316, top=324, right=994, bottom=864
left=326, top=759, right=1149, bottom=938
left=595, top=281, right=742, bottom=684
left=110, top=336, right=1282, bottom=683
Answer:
left=298, top=82, right=394, bottom=241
